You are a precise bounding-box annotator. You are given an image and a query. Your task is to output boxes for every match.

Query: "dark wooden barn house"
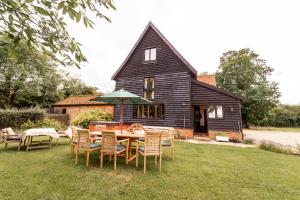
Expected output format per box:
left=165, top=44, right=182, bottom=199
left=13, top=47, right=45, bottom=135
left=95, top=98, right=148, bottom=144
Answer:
left=111, top=22, right=243, bottom=138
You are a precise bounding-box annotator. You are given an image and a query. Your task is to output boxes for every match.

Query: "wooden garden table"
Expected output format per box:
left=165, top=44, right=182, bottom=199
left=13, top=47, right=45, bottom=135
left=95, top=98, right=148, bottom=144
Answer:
left=90, top=131, right=145, bottom=162
left=21, top=128, right=60, bottom=151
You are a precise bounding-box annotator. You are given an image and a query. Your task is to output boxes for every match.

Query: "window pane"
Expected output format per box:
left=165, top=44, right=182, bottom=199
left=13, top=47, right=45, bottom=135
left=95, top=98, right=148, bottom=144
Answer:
left=149, top=105, right=155, bottom=118
left=151, top=91, right=154, bottom=99
left=208, top=106, right=216, bottom=118
left=144, top=49, right=150, bottom=61
left=144, top=78, right=148, bottom=89
left=138, top=105, right=142, bottom=118
left=149, top=78, right=154, bottom=89
left=142, top=105, right=148, bottom=118
left=150, top=48, right=156, bottom=60
left=216, top=106, right=223, bottom=118
left=133, top=105, right=137, bottom=118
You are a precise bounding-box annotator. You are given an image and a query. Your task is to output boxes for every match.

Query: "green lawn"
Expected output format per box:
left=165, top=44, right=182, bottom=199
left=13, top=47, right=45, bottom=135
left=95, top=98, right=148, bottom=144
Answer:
left=248, top=126, right=300, bottom=132
left=1, top=141, right=300, bottom=200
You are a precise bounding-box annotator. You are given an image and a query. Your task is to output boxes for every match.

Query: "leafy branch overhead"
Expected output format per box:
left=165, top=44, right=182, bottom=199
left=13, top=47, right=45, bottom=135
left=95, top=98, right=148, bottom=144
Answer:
left=0, top=0, right=116, bottom=68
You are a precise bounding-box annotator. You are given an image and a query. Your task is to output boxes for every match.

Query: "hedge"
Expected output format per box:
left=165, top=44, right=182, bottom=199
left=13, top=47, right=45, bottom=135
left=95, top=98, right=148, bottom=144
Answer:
left=0, top=108, right=45, bottom=129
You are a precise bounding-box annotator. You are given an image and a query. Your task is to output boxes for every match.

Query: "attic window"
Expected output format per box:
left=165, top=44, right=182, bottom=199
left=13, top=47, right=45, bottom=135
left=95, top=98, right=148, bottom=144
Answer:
left=144, top=48, right=156, bottom=61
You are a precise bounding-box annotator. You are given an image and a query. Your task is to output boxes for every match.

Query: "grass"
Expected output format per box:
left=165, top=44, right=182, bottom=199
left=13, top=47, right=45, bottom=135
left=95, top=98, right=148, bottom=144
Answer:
left=248, top=126, right=300, bottom=132
left=1, top=141, right=300, bottom=200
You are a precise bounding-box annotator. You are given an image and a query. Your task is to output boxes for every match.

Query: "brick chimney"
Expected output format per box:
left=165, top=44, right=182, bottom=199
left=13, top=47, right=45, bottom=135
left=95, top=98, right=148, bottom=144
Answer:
left=197, top=74, right=216, bottom=86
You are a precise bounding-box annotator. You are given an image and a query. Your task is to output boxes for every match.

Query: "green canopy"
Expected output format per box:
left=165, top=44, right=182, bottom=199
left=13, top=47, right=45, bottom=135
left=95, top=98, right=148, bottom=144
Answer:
left=91, top=89, right=152, bottom=132
left=92, top=89, right=152, bottom=105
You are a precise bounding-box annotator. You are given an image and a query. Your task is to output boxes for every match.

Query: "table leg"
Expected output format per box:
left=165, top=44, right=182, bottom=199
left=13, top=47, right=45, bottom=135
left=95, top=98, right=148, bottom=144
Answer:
left=26, top=136, right=31, bottom=152
left=49, top=136, right=52, bottom=149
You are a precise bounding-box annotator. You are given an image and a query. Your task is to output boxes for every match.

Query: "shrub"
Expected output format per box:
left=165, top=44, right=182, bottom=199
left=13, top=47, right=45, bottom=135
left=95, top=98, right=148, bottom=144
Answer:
left=0, top=108, right=45, bottom=129
left=71, top=110, right=113, bottom=128
left=20, top=119, right=66, bottom=131
left=242, top=138, right=255, bottom=145
left=259, top=141, right=294, bottom=155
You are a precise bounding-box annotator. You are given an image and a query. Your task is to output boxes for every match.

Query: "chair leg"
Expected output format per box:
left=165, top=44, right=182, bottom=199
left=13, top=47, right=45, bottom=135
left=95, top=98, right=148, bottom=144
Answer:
left=18, top=140, right=22, bottom=151
left=155, top=155, right=157, bottom=166
left=114, top=154, right=117, bottom=171
left=86, top=151, right=90, bottom=167
left=100, top=151, right=103, bottom=169
left=109, top=154, right=112, bottom=162
left=71, top=145, right=74, bottom=158
left=136, top=151, right=139, bottom=168
left=126, top=146, right=129, bottom=165
left=75, top=148, right=78, bottom=164
left=172, top=147, right=174, bottom=160
left=159, top=154, right=162, bottom=172
left=144, top=156, right=147, bottom=174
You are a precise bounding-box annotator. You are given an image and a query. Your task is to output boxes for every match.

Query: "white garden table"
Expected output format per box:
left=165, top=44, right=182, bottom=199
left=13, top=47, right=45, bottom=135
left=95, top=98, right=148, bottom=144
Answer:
left=22, top=128, right=60, bottom=151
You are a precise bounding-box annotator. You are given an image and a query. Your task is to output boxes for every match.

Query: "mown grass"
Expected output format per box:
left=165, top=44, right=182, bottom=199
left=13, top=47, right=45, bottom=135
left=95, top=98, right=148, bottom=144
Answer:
left=248, top=126, right=300, bottom=132
left=1, top=141, right=300, bottom=200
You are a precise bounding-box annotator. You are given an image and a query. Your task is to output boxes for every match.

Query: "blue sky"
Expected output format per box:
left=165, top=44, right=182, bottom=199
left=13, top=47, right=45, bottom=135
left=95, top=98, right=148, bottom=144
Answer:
left=66, top=0, right=300, bottom=104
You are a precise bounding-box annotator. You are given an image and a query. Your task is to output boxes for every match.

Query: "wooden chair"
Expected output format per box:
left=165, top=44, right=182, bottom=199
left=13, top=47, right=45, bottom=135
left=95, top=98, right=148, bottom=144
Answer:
left=75, top=129, right=101, bottom=167
left=161, top=130, right=175, bottom=160
left=127, top=123, right=145, bottom=134
left=136, top=132, right=162, bottom=174
left=1, top=128, right=22, bottom=151
left=70, top=126, right=78, bottom=158
left=100, top=131, right=129, bottom=171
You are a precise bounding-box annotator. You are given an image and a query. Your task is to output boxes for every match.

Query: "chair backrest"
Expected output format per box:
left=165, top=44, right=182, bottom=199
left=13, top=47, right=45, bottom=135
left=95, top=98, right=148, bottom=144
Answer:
left=101, top=131, right=117, bottom=154
left=0, top=129, right=4, bottom=143
left=3, top=127, right=15, bottom=135
left=71, top=126, right=78, bottom=142
left=144, top=132, right=162, bottom=155
left=77, top=129, right=90, bottom=148
left=127, top=123, right=145, bottom=134
left=94, top=125, right=107, bottom=131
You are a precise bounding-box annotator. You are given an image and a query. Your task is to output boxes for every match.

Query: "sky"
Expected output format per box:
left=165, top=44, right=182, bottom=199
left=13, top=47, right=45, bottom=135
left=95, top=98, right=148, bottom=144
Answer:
left=66, top=0, right=300, bottom=104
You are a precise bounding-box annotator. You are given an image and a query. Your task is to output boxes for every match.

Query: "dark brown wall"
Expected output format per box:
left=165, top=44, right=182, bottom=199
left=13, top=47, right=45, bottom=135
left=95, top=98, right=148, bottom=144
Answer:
left=191, top=81, right=242, bottom=132
left=114, top=27, right=194, bottom=80
left=115, top=72, right=192, bottom=128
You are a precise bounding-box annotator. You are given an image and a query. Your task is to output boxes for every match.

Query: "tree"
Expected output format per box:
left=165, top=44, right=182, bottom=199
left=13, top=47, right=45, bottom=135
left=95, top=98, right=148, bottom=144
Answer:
left=216, top=48, right=280, bottom=128
left=0, top=0, right=115, bottom=67
left=0, top=36, right=64, bottom=108
left=61, top=77, right=100, bottom=97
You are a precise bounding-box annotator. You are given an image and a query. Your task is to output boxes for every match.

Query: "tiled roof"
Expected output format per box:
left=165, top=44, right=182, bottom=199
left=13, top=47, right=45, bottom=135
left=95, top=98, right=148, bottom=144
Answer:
left=54, top=95, right=107, bottom=106
left=197, top=75, right=216, bottom=86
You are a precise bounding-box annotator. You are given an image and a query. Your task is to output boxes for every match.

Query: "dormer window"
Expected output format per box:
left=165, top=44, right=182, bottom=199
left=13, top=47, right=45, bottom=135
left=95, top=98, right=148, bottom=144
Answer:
left=144, top=48, right=156, bottom=61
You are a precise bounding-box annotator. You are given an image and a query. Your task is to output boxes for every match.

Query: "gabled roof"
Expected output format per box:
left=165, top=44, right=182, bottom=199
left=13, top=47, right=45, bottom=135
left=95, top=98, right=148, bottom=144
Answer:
left=191, top=79, right=244, bottom=101
left=112, top=21, right=198, bottom=80
left=53, top=95, right=108, bottom=106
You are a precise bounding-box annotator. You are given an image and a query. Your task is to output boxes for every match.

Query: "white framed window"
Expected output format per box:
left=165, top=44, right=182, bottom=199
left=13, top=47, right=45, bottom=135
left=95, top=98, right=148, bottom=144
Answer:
left=208, top=106, right=216, bottom=118
left=144, top=48, right=156, bottom=61
left=208, top=105, right=224, bottom=119
left=144, top=77, right=154, bottom=100
left=216, top=106, right=223, bottom=118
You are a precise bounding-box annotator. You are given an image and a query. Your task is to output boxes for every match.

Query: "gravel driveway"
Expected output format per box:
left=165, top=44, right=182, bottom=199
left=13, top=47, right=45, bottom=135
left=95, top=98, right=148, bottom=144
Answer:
left=244, top=129, right=300, bottom=147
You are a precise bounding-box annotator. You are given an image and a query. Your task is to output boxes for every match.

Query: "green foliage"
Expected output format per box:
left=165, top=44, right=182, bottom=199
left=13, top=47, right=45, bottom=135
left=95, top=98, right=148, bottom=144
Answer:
left=259, top=141, right=294, bottom=155
left=62, top=77, right=100, bottom=97
left=216, top=48, right=280, bottom=127
left=258, top=105, right=300, bottom=127
left=0, top=0, right=115, bottom=67
left=0, top=37, right=64, bottom=108
left=0, top=37, right=100, bottom=108
left=0, top=108, right=44, bottom=129
left=71, top=110, right=112, bottom=128
left=20, top=118, right=66, bottom=131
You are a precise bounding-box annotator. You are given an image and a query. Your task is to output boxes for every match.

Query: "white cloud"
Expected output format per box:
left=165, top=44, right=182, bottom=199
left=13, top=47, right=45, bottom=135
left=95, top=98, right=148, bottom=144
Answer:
left=65, top=0, right=300, bottom=104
